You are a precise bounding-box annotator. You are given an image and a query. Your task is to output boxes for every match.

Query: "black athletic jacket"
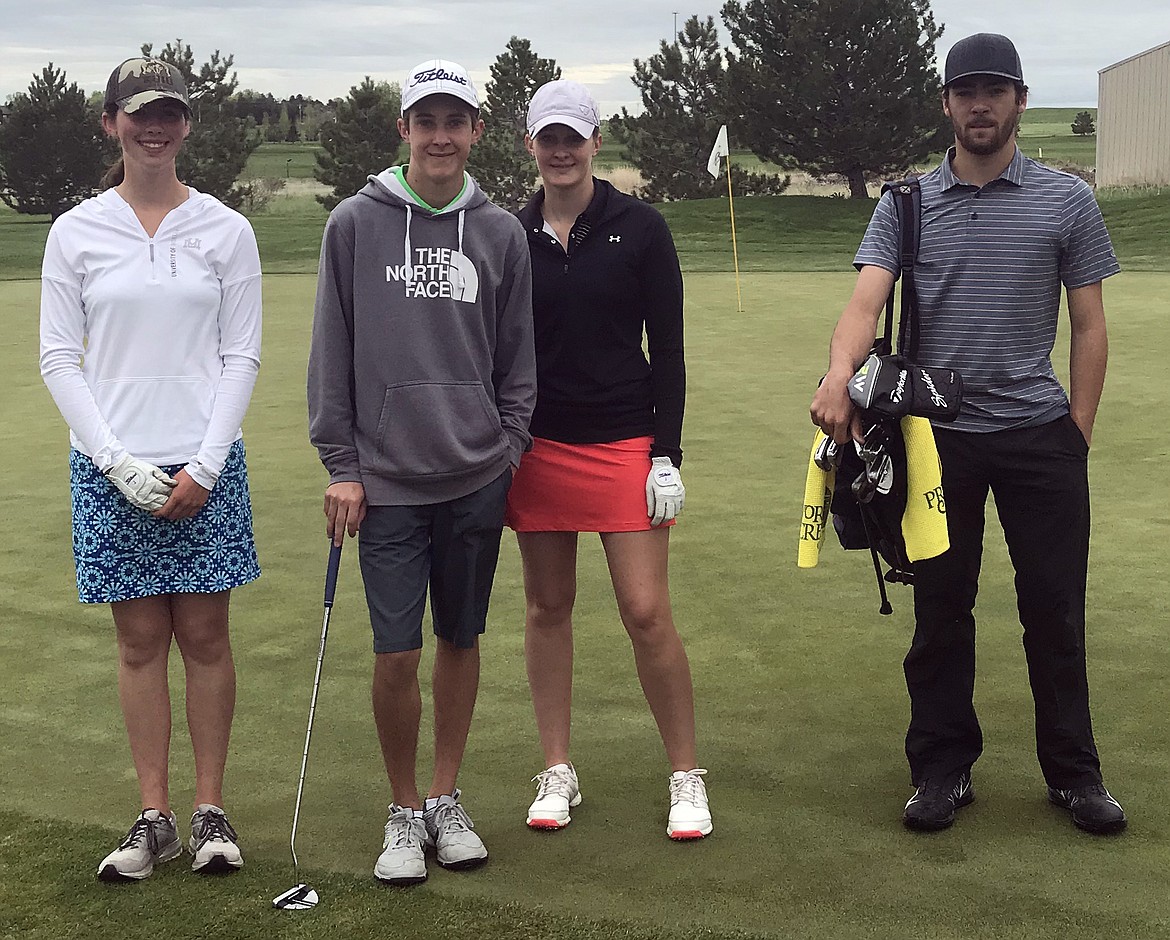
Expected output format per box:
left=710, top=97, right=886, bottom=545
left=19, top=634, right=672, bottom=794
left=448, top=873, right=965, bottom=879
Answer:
left=516, top=179, right=686, bottom=467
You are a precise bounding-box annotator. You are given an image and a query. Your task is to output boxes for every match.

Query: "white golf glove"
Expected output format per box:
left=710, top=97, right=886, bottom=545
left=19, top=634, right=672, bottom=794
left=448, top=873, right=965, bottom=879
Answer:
left=104, top=454, right=177, bottom=512
left=645, top=456, right=685, bottom=527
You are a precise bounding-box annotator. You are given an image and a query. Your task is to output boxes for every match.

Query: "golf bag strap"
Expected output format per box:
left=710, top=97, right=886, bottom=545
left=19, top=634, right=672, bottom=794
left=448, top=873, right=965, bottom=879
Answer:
left=879, top=178, right=922, bottom=361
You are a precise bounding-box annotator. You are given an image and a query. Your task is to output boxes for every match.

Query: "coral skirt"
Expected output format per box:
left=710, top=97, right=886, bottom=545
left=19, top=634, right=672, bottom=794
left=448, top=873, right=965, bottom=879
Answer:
left=505, top=436, right=674, bottom=532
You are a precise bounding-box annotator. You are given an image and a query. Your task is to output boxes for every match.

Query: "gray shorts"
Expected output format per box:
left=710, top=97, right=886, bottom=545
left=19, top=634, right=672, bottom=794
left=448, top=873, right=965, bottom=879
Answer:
left=358, top=471, right=511, bottom=653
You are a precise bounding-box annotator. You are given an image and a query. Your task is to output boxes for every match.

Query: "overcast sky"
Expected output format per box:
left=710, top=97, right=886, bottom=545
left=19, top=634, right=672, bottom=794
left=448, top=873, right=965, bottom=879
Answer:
left=1, top=0, right=1166, bottom=114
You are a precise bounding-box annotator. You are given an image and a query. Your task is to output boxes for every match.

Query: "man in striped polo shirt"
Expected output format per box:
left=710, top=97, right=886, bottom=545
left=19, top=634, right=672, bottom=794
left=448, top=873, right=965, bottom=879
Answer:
left=810, top=33, right=1125, bottom=835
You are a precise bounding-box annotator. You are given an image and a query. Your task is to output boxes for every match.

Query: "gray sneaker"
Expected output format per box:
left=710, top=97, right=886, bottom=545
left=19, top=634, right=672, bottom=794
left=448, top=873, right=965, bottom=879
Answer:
left=423, top=791, right=488, bottom=870
left=189, top=804, right=244, bottom=873
left=97, top=809, right=182, bottom=881
left=374, top=805, right=428, bottom=885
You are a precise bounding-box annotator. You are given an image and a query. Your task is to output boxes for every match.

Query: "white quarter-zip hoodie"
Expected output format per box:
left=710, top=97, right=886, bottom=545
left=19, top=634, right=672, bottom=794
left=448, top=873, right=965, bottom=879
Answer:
left=40, top=187, right=262, bottom=489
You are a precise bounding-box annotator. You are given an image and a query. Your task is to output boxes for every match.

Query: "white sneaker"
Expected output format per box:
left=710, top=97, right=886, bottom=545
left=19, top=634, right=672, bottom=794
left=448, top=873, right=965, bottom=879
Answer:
left=667, top=769, right=712, bottom=840
left=423, top=791, right=488, bottom=870
left=527, top=763, right=582, bottom=829
left=97, top=809, right=182, bottom=881
left=189, top=804, right=244, bottom=873
left=374, top=805, right=428, bottom=885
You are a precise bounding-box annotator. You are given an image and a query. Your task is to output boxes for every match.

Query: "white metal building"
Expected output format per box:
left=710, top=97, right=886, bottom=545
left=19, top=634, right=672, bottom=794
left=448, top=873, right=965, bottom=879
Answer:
left=1096, top=40, right=1170, bottom=188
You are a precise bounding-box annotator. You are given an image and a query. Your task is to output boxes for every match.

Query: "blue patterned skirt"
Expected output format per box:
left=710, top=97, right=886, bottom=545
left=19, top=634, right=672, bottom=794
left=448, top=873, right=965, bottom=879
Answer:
left=69, top=439, right=261, bottom=603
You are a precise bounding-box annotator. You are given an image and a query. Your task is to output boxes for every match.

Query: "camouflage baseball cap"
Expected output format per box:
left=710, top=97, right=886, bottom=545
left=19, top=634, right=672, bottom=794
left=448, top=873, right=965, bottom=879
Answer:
left=104, top=57, right=191, bottom=114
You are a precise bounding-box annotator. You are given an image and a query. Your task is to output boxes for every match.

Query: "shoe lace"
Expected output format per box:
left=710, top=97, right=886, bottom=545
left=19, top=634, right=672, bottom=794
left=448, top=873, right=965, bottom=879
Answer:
left=192, top=810, right=237, bottom=849
left=1067, top=783, right=1110, bottom=802
left=117, top=816, right=155, bottom=852
left=532, top=767, right=576, bottom=801
left=384, top=810, right=422, bottom=850
left=432, top=800, right=475, bottom=835
left=669, top=768, right=708, bottom=805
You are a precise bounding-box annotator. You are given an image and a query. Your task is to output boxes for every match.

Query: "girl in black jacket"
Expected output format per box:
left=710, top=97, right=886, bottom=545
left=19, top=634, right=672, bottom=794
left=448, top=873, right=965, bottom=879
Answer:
left=505, top=80, right=711, bottom=841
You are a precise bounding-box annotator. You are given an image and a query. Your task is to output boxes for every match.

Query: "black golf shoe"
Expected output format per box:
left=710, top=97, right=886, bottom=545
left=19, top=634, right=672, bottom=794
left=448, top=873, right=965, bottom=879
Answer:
left=1047, top=784, right=1127, bottom=834
left=902, top=771, right=974, bottom=831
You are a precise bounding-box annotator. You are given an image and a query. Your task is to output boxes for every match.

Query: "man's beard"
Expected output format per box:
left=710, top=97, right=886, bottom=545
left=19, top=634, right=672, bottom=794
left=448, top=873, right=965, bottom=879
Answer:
left=954, top=109, right=1020, bottom=156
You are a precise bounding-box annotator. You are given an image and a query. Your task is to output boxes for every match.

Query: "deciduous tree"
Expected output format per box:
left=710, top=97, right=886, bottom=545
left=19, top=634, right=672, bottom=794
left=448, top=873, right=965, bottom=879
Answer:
left=722, top=0, right=948, bottom=198
left=0, top=65, right=104, bottom=219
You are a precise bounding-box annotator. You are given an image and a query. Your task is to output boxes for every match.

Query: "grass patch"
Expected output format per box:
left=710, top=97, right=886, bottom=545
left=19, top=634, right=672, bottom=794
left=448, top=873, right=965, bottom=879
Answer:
left=3, top=271, right=1170, bottom=939
left=243, top=141, right=326, bottom=180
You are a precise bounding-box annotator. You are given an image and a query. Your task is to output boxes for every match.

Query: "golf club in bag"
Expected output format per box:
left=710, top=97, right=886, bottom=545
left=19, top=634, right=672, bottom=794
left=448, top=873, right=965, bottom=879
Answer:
left=273, top=540, right=343, bottom=911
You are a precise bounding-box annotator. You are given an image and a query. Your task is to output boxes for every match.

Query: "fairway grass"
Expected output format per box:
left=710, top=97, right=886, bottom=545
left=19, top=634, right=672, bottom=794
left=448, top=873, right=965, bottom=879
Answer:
left=3, top=270, right=1170, bottom=939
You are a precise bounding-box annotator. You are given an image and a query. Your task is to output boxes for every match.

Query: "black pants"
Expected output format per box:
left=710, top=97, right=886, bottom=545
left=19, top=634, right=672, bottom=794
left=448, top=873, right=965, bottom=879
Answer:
left=905, top=414, right=1102, bottom=788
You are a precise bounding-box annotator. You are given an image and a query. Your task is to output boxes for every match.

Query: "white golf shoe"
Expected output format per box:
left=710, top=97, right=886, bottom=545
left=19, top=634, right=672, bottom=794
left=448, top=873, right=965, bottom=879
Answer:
left=667, top=769, right=713, bottom=840
left=189, top=804, right=244, bottom=873
left=375, top=805, right=428, bottom=885
left=527, top=763, right=582, bottom=829
left=97, top=809, right=182, bottom=881
left=423, top=791, right=488, bottom=870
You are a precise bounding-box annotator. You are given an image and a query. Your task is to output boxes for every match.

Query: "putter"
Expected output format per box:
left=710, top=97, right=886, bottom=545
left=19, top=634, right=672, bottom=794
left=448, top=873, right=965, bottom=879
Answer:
left=273, top=540, right=343, bottom=911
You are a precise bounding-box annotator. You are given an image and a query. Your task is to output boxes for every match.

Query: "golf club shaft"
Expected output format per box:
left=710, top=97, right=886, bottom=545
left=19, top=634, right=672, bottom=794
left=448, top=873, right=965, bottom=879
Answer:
left=289, top=540, right=343, bottom=871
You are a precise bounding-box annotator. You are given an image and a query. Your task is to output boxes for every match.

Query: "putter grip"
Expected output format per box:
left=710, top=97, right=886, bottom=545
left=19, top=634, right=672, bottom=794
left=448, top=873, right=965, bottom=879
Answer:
left=323, top=541, right=342, bottom=607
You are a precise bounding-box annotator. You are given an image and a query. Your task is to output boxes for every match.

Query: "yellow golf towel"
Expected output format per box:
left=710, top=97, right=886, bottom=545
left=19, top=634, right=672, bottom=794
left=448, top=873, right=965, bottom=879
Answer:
left=899, top=415, right=948, bottom=562
left=796, top=420, right=948, bottom=568
left=798, top=430, right=834, bottom=568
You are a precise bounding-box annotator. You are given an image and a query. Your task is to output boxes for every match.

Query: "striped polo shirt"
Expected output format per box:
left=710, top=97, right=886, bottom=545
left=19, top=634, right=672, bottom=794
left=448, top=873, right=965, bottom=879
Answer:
left=855, top=147, right=1120, bottom=432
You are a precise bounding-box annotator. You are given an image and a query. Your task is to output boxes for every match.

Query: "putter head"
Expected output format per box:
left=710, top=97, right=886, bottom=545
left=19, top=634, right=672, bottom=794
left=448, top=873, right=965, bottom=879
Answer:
left=273, top=883, right=319, bottom=910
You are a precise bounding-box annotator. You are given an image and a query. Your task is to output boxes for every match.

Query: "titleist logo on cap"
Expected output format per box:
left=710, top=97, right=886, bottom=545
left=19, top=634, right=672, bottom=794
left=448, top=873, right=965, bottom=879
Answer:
left=409, top=66, right=468, bottom=88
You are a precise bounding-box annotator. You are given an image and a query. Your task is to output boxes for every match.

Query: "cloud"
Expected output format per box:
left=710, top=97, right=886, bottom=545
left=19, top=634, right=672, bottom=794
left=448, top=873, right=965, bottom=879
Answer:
left=2, top=0, right=1166, bottom=108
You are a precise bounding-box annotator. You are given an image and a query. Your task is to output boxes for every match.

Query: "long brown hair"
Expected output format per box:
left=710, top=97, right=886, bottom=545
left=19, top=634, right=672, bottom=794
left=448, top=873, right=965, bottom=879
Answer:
left=99, top=104, right=125, bottom=190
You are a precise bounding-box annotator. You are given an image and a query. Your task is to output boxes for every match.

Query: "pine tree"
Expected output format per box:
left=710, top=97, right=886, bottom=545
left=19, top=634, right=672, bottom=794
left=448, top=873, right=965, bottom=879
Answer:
left=722, top=0, right=948, bottom=198
left=313, top=77, right=403, bottom=211
left=1071, top=110, right=1095, bottom=136
left=611, top=15, right=789, bottom=201
left=0, top=64, right=105, bottom=219
left=140, top=41, right=260, bottom=207
left=467, top=37, right=561, bottom=211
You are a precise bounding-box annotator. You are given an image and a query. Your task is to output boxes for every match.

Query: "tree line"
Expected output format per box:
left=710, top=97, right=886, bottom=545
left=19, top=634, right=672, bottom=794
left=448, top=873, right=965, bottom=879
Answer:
left=0, top=0, right=950, bottom=219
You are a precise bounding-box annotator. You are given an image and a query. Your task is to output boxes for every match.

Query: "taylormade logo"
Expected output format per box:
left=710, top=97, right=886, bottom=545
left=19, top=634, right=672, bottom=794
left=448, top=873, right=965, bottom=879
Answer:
left=409, top=67, right=468, bottom=88
left=918, top=369, right=948, bottom=408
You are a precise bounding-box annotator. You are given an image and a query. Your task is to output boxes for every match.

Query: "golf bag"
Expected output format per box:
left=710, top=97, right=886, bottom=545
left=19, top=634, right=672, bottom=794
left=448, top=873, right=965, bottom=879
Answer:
left=830, top=178, right=962, bottom=614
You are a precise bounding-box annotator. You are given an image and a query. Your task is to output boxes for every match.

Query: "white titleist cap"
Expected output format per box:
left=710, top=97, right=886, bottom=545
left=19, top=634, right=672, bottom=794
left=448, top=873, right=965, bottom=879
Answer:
left=401, top=59, right=479, bottom=113
left=527, top=80, right=601, bottom=138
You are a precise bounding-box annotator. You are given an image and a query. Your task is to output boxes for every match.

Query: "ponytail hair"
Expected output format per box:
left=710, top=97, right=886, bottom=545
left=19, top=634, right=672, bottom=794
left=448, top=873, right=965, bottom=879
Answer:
left=100, top=104, right=124, bottom=190
left=100, top=158, right=125, bottom=190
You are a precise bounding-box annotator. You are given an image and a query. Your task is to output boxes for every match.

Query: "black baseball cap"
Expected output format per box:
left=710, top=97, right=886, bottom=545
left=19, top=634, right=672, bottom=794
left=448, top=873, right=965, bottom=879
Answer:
left=943, top=33, right=1024, bottom=86
left=104, top=57, right=191, bottom=114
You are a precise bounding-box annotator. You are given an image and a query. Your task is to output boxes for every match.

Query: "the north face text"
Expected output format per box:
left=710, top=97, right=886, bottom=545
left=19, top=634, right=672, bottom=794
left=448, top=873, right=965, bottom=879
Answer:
left=386, top=247, right=479, bottom=302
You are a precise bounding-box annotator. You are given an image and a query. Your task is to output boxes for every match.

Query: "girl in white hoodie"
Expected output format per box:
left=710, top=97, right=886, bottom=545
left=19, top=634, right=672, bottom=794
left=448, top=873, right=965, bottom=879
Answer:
left=39, top=57, right=261, bottom=882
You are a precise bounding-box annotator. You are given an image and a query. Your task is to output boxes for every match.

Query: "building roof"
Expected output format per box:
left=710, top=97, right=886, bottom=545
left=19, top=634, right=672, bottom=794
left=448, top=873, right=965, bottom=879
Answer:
left=1099, top=39, right=1170, bottom=75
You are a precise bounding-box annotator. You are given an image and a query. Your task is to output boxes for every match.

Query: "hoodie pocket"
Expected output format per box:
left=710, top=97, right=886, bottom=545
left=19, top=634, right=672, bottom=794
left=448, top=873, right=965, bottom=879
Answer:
left=372, top=381, right=504, bottom=478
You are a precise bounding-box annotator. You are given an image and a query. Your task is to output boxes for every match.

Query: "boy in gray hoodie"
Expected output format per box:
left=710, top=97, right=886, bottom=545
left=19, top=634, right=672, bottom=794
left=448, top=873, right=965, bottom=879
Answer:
left=308, top=58, right=536, bottom=885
